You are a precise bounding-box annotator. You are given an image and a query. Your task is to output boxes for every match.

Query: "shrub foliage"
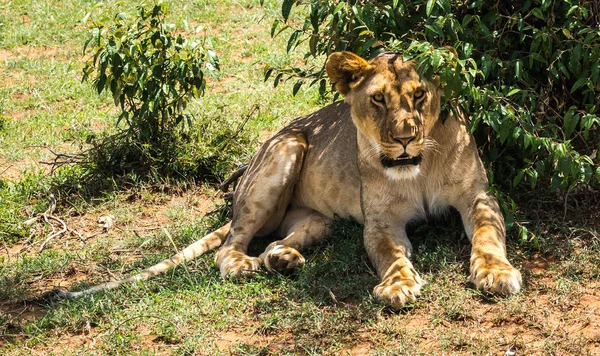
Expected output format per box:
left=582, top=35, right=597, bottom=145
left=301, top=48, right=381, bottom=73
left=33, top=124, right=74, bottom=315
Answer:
left=82, top=1, right=219, bottom=176
left=273, top=0, right=600, bottom=192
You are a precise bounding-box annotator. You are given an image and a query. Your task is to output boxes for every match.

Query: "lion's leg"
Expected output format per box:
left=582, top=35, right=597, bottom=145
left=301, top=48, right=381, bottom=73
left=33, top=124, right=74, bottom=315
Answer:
left=363, top=219, right=425, bottom=310
left=214, top=132, right=308, bottom=278
left=457, top=192, right=522, bottom=295
left=259, top=207, right=332, bottom=275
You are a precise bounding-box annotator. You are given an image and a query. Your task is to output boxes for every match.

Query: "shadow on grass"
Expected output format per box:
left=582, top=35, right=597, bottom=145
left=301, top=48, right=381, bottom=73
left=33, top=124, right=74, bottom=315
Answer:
left=248, top=214, right=479, bottom=308
left=3, top=195, right=599, bottom=351
left=46, top=141, right=224, bottom=206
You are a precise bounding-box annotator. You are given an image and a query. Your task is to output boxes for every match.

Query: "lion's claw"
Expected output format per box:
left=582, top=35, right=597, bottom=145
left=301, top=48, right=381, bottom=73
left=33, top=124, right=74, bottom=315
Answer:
left=373, top=264, right=425, bottom=310
left=469, top=256, right=522, bottom=295
left=215, top=248, right=261, bottom=278
left=261, top=244, right=305, bottom=275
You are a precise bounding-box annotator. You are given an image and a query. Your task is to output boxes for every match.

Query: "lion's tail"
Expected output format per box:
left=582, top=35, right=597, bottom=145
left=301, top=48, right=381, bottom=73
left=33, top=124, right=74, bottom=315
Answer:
left=52, top=222, right=231, bottom=299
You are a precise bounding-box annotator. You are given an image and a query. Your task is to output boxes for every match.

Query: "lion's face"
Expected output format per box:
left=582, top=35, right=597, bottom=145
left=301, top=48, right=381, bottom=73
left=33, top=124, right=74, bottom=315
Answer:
left=326, top=52, right=442, bottom=180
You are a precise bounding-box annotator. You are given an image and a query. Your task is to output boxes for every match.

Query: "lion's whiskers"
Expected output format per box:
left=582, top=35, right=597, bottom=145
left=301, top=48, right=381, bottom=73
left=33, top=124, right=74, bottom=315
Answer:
left=424, top=137, right=441, bottom=155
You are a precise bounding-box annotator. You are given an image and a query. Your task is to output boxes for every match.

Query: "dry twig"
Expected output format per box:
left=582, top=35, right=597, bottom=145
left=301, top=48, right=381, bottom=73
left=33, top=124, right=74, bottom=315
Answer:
left=34, top=145, right=87, bottom=174
left=21, top=194, right=70, bottom=253
left=0, top=164, right=13, bottom=176
left=38, top=215, right=67, bottom=252
left=219, top=164, right=248, bottom=201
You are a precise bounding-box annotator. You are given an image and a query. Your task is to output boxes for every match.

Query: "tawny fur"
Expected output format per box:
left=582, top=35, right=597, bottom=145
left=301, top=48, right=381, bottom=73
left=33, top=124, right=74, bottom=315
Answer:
left=55, top=52, right=521, bottom=309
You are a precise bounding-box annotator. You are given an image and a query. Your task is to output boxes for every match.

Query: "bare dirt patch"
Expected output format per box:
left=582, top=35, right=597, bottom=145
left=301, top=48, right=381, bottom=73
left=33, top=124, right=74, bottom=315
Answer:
left=522, top=252, right=556, bottom=274
left=0, top=302, right=45, bottom=322
left=0, top=46, right=63, bottom=62
left=214, top=328, right=296, bottom=354
left=4, top=187, right=222, bottom=294
left=0, top=143, right=78, bottom=181
left=0, top=70, right=46, bottom=90
left=0, top=159, right=43, bottom=181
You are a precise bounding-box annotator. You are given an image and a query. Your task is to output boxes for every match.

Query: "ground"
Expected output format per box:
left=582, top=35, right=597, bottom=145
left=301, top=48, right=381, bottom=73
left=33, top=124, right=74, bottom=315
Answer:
left=1, top=0, right=600, bottom=355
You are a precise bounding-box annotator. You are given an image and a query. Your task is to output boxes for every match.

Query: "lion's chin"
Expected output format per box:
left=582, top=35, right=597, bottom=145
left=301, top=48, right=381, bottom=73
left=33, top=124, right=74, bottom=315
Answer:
left=383, top=165, right=421, bottom=181
left=378, top=152, right=423, bottom=180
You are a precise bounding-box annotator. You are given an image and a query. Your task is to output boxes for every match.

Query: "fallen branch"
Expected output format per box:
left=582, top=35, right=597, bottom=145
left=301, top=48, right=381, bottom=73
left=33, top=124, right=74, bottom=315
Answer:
left=22, top=194, right=70, bottom=253
left=34, top=145, right=87, bottom=174
left=38, top=215, right=67, bottom=252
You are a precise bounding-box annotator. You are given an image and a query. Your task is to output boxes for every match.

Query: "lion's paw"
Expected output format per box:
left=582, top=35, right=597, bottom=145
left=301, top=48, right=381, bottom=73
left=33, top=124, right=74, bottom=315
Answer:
left=469, top=256, right=522, bottom=295
left=261, top=244, right=305, bottom=275
left=215, top=247, right=261, bottom=278
left=373, top=265, right=425, bottom=310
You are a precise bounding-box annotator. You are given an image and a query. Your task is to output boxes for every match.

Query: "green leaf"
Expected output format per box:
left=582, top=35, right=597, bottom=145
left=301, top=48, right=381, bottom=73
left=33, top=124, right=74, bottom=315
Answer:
left=520, top=225, right=529, bottom=243
left=570, top=77, right=588, bottom=93
left=351, top=5, right=362, bottom=21
left=431, top=50, right=441, bottom=69
left=480, top=55, right=491, bottom=78
left=282, top=0, right=294, bottom=22
left=274, top=73, right=283, bottom=87
left=333, top=2, right=345, bottom=14
left=309, top=35, right=318, bottom=56
left=531, top=8, right=545, bottom=20
left=529, top=53, right=547, bottom=65
left=426, top=0, right=435, bottom=16
left=97, top=74, right=107, bottom=94
left=292, top=80, right=303, bottom=96
left=287, top=30, right=301, bottom=52
left=504, top=211, right=514, bottom=229
left=513, top=170, right=524, bottom=187
left=515, top=60, right=522, bottom=79
left=463, top=42, right=473, bottom=57
left=527, top=169, right=539, bottom=189
left=557, top=61, right=570, bottom=79
left=507, top=88, right=520, bottom=96
left=564, top=106, right=580, bottom=136
left=264, top=67, right=274, bottom=82
left=424, top=23, right=444, bottom=38
left=270, top=19, right=279, bottom=38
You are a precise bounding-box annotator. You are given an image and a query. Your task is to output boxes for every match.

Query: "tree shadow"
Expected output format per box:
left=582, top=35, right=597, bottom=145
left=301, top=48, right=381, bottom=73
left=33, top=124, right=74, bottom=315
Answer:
left=4, top=193, right=599, bottom=351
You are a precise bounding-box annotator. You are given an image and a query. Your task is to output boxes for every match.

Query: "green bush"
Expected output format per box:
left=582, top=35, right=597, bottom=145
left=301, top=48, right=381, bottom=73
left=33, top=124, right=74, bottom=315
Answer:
left=273, top=0, right=600, bottom=192
left=82, top=1, right=219, bottom=176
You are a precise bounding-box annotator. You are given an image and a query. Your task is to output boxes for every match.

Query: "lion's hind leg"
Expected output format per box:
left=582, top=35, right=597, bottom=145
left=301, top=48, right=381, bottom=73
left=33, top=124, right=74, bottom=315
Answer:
left=215, top=132, right=308, bottom=278
left=260, top=207, right=332, bottom=275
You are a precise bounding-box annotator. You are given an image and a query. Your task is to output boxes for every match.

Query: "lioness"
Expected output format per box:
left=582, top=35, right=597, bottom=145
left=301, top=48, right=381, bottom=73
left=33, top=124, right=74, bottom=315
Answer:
left=55, top=51, right=522, bottom=309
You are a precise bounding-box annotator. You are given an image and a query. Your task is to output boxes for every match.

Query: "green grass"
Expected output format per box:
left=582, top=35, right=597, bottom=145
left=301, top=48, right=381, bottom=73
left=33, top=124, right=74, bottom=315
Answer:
left=2, top=0, right=600, bottom=355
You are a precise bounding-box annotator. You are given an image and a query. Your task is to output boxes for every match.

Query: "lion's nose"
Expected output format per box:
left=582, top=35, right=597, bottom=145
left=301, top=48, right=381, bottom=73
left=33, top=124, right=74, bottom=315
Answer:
left=392, top=135, right=415, bottom=148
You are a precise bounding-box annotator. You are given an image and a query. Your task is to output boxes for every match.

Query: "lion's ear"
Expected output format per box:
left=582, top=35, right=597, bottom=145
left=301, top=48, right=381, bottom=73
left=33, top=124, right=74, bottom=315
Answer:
left=326, top=51, right=372, bottom=95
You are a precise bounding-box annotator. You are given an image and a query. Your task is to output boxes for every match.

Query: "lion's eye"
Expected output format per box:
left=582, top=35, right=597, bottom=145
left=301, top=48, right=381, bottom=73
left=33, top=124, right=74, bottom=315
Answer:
left=372, top=93, right=385, bottom=104
left=414, top=89, right=425, bottom=100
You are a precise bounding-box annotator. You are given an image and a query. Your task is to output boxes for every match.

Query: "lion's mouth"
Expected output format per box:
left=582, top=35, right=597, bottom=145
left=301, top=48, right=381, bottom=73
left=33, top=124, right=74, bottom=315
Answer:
left=380, top=153, right=422, bottom=168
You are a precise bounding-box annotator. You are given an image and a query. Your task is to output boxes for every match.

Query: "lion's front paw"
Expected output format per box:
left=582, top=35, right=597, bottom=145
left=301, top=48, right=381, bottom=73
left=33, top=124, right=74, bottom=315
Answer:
left=261, top=244, right=305, bottom=275
left=469, top=255, right=522, bottom=295
left=215, top=247, right=261, bottom=278
left=373, top=264, right=425, bottom=310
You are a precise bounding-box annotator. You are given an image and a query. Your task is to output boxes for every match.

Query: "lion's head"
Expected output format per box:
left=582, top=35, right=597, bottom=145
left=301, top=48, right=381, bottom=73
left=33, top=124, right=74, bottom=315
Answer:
left=326, top=51, right=442, bottom=180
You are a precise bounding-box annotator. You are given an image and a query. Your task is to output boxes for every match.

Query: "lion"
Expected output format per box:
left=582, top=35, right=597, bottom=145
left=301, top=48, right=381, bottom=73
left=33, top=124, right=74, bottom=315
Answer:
left=53, top=51, right=522, bottom=309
